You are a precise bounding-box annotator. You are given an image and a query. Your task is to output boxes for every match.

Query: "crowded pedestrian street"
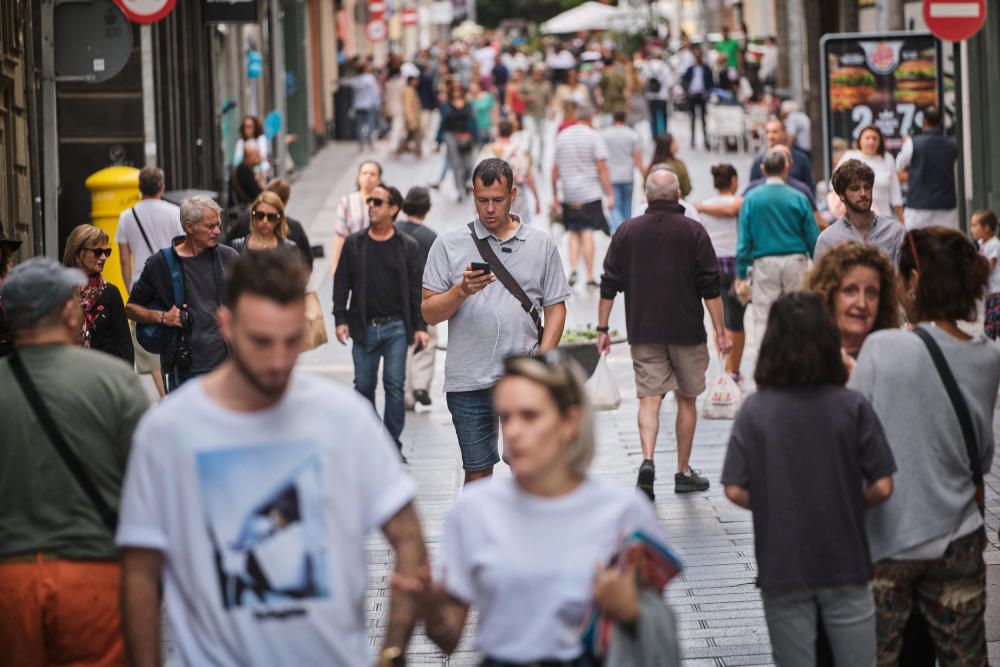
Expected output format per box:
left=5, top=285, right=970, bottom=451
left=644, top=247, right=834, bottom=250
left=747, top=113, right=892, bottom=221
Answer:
left=5, top=2, right=1000, bottom=666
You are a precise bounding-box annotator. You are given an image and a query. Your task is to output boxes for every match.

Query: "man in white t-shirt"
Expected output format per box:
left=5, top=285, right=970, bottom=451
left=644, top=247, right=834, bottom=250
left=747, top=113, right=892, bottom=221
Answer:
left=116, top=165, right=183, bottom=396
left=117, top=250, right=427, bottom=667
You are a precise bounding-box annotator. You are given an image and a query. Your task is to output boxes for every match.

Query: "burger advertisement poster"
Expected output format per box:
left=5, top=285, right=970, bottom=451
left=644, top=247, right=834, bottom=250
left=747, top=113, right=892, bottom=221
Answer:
left=820, top=32, right=942, bottom=181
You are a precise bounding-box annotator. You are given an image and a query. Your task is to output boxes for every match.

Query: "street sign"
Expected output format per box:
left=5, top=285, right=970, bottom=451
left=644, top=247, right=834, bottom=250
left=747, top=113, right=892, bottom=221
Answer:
left=366, top=19, right=388, bottom=42
left=368, top=0, right=386, bottom=19
left=113, top=0, right=176, bottom=24
left=57, top=0, right=133, bottom=83
left=820, top=32, right=943, bottom=182
left=923, top=0, right=986, bottom=41
left=402, top=7, right=418, bottom=26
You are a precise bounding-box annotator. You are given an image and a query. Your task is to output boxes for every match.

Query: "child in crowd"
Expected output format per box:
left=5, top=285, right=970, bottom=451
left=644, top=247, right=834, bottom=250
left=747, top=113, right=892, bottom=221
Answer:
left=971, top=209, right=1000, bottom=339
left=721, top=291, right=896, bottom=666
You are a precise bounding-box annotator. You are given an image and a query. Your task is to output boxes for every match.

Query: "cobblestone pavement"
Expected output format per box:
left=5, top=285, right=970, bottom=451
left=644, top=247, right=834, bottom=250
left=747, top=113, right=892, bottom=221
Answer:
left=275, top=117, right=1000, bottom=665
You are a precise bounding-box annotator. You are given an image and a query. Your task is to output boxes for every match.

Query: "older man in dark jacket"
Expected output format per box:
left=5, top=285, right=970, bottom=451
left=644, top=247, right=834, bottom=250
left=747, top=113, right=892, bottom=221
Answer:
left=333, top=184, right=428, bottom=459
left=597, top=167, right=730, bottom=499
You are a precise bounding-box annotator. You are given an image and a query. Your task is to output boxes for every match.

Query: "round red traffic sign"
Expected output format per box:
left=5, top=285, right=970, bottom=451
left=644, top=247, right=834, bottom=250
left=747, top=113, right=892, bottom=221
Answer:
left=923, top=0, right=986, bottom=41
left=402, top=8, right=419, bottom=26
left=366, top=19, right=387, bottom=42
left=113, top=0, right=176, bottom=24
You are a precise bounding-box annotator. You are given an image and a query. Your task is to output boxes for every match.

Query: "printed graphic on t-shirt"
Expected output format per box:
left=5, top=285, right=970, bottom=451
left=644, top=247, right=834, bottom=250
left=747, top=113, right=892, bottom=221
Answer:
left=196, top=442, right=331, bottom=611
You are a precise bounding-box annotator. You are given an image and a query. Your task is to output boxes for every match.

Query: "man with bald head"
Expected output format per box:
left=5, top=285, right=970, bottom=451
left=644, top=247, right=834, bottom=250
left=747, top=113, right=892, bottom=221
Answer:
left=736, top=148, right=818, bottom=328
left=748, top=119, right=814, bottom=195
left=598, top=168, right=731, bottom=499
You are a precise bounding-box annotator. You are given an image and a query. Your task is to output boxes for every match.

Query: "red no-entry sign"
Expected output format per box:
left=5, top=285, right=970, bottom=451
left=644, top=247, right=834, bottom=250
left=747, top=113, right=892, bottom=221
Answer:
left=923, top=0, right=986, bottom=41
left=113, top=0, right=176, bottom=24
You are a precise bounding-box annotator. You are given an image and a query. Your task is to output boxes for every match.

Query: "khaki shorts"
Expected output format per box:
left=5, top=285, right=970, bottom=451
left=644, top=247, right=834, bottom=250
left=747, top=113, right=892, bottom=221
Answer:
left=630, top=343, right=709, bottom=398
left=130, top=323, right=161, bottom=375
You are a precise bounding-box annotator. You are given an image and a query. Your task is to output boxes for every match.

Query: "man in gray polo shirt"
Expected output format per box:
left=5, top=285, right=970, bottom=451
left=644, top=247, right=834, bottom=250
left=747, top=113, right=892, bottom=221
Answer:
left=423, top=158, right=570, bottom=484
left=814, top=159, right=905, bottom=265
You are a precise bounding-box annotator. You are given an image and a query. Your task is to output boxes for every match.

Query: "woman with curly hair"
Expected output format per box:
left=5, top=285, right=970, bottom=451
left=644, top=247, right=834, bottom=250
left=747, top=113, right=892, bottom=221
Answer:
left=804, top=241, right=900, bottom=359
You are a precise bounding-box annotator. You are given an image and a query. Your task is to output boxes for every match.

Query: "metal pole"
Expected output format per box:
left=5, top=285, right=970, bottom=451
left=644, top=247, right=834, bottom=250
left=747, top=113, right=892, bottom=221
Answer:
left=40, top=0, right=59, bottom=258
left=786, top=0, right=804, bottom=102
left=140, top=25, right=157, bottom=165
left=270, top=0, right=287, bottom=178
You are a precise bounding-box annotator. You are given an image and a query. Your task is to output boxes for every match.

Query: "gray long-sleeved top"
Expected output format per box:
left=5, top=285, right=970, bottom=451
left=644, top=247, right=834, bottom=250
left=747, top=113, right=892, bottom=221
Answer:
left=849, top=324, right=1000, bottom=561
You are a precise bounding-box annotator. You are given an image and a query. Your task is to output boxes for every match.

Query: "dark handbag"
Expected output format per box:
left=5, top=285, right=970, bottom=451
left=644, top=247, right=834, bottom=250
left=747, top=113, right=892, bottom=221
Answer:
left=467, top=222, right=543, bottom=348
left=136, top=246, right=184, bottom=354
left=455, top=132, right=474, bottom=153
left=9, top=353, right=118, bottom=532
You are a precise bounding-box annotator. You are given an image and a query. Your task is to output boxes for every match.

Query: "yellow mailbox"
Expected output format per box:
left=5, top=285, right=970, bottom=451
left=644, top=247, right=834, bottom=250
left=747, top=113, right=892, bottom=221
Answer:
left=85, top=166, right=140, bottom=296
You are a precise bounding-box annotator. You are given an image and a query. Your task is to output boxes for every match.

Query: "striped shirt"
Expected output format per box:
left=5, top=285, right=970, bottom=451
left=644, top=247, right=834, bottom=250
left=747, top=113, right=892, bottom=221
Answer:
left=554, top=124, right=608, bottom=205
left=334, top=191, right=371, bottom=238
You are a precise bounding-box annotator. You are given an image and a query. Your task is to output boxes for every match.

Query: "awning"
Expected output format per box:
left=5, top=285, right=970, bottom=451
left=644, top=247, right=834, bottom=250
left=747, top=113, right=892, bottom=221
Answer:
left=540, top=2, right=623, bottom=34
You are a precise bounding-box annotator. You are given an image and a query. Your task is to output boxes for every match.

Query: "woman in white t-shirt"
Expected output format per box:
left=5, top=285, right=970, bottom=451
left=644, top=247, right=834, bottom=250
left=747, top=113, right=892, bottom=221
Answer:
left=834, top=125, right=902, bottom=221
left=695, top=163, right=746, bottom=383
left=395, top=352, right=676, bottom=665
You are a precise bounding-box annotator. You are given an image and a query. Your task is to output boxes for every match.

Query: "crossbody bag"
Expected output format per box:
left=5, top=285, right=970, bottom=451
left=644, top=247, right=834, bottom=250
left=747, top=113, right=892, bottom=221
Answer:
left=467, top=222, right=543, bottom=347
left=135, top=247, right=185, bottom=354
left=9, top=353, right=118, bottom=532
left=913, top=326, right=984, bottom=515
left=130, top=207, right=155, bottom=255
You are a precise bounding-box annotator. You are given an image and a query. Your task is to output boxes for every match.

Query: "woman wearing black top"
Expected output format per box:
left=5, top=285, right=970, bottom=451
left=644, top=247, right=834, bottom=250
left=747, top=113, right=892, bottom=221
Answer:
left=63, top=224, right=134, bottom=365
left=437, top=83, right=477, bottom=202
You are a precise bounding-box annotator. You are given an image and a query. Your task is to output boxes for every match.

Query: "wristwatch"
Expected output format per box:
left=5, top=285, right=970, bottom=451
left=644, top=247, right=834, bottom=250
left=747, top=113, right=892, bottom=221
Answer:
left=378, top=647, right=405, bottom=667
left=596, top=326, right=610, bottom=333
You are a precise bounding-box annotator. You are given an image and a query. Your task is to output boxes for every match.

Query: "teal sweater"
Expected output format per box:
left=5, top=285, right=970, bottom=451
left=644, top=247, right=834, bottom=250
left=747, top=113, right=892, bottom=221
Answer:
left=736, top=182, right=818, bottom=278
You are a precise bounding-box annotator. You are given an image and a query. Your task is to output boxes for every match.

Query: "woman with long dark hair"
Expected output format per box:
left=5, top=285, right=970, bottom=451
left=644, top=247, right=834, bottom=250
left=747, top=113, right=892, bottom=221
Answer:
left=646, top=134, right=691, bottom=198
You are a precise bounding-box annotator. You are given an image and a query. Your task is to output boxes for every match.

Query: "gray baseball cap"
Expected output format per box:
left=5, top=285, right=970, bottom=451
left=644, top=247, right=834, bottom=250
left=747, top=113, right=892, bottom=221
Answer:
left=1, top=257, right=86, bottom=330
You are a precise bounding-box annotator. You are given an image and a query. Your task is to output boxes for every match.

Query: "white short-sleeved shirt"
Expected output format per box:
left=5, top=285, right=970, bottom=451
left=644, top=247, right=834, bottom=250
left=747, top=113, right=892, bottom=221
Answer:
left=423, top=217, right=570, bottom=392
left=696, top=195, right=739, bottom=257
left=116, top=373, right=416, bottom=667
left=439, top=477, right=672, bottom=662
left=554, top=125, right=609, bottom=205
left=115, top=198, right=183, bottom=288
left=980, top=237, right=1000, bottom=293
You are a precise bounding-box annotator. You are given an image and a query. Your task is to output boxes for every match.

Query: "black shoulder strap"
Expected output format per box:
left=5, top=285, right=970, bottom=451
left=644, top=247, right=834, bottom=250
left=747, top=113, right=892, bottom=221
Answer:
left=467, top=222, right=543, bottom=346
left=130, top=207, right=155, bottom=255
left=913, top=327, right=984, bottom=515
left=8, top=353, right=118, bottom=532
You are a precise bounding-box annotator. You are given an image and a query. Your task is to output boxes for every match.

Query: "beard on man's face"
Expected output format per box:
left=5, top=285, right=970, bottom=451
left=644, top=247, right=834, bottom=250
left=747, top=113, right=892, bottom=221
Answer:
left=229, top=337, right=293, bottom=398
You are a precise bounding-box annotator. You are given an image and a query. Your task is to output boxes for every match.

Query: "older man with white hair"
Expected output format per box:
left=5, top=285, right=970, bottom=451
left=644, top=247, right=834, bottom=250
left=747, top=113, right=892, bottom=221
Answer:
left=127, top=195, right=239, bottom=392
left=597, top=168, right=730, bottom=500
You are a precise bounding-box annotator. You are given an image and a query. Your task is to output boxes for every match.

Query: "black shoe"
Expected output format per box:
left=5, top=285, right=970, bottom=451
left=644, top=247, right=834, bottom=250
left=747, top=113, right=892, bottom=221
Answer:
left=675, top=467, right=710, bottom=493
left=414, top=389, right=432, bottom=406
left=586, top=279, right=599, bottom=289
left=637, top=459, right=655, bottom=501
left=568, top=271, right=578, bottom=287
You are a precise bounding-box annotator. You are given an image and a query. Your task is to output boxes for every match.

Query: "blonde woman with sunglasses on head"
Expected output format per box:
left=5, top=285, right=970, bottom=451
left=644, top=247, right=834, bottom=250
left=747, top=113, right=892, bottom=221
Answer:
left=229, top=192, right=299, bottom=260
left=63, top=224, right=134, bottom=365
left=394, top=352, right=680, bottom=666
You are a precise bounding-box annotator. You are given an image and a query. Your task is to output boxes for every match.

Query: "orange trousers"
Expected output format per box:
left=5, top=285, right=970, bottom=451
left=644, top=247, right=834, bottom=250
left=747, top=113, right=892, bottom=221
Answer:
left=0, top=556, right=125, bottom=667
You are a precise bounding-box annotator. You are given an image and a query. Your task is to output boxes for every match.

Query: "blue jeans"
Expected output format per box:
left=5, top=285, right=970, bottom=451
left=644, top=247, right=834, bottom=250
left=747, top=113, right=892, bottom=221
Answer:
left=351, top=320, right=408, bottom=444
left=446, top=388, right=500, bottom=472
left=355, top=108, right=378, bottom=147
left=610, top=181, right=634, bottom=232
left=648, top=99, right=668, bottom=139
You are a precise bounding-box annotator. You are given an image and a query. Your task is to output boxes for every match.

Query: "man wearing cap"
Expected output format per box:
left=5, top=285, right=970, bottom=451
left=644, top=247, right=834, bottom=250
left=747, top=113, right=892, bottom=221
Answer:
left=0, top=225, right=23, bottom=357
left=126, top=195, right=239, bottom=392
left=0, top=257, right=149, bottom=664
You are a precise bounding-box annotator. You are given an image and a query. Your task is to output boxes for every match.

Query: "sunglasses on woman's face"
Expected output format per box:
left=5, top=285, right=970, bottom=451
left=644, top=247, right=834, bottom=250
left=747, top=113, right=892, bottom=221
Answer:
left=366, top=197, right=385, bottom=208
left=252, top=210, right=281, bottom=223
left=85, top=247, right=112, bottom=258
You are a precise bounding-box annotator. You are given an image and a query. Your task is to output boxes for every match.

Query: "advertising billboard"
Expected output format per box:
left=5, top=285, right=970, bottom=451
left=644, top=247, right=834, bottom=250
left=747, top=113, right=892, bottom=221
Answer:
left=820, top=32, right=943, bottom=181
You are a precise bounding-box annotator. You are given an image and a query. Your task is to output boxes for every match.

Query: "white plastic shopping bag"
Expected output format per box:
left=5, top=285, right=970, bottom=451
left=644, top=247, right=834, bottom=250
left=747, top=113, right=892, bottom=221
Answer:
left=586, top=354, right=621, bottom=411
left=701, top=364, right=743, bottom=420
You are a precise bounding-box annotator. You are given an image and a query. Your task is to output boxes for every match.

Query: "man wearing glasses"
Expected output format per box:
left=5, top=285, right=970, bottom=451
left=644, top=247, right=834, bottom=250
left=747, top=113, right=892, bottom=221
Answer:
left=127, top=195, right=238, bottom=392
left=334, top=184, right=429, bottom=462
